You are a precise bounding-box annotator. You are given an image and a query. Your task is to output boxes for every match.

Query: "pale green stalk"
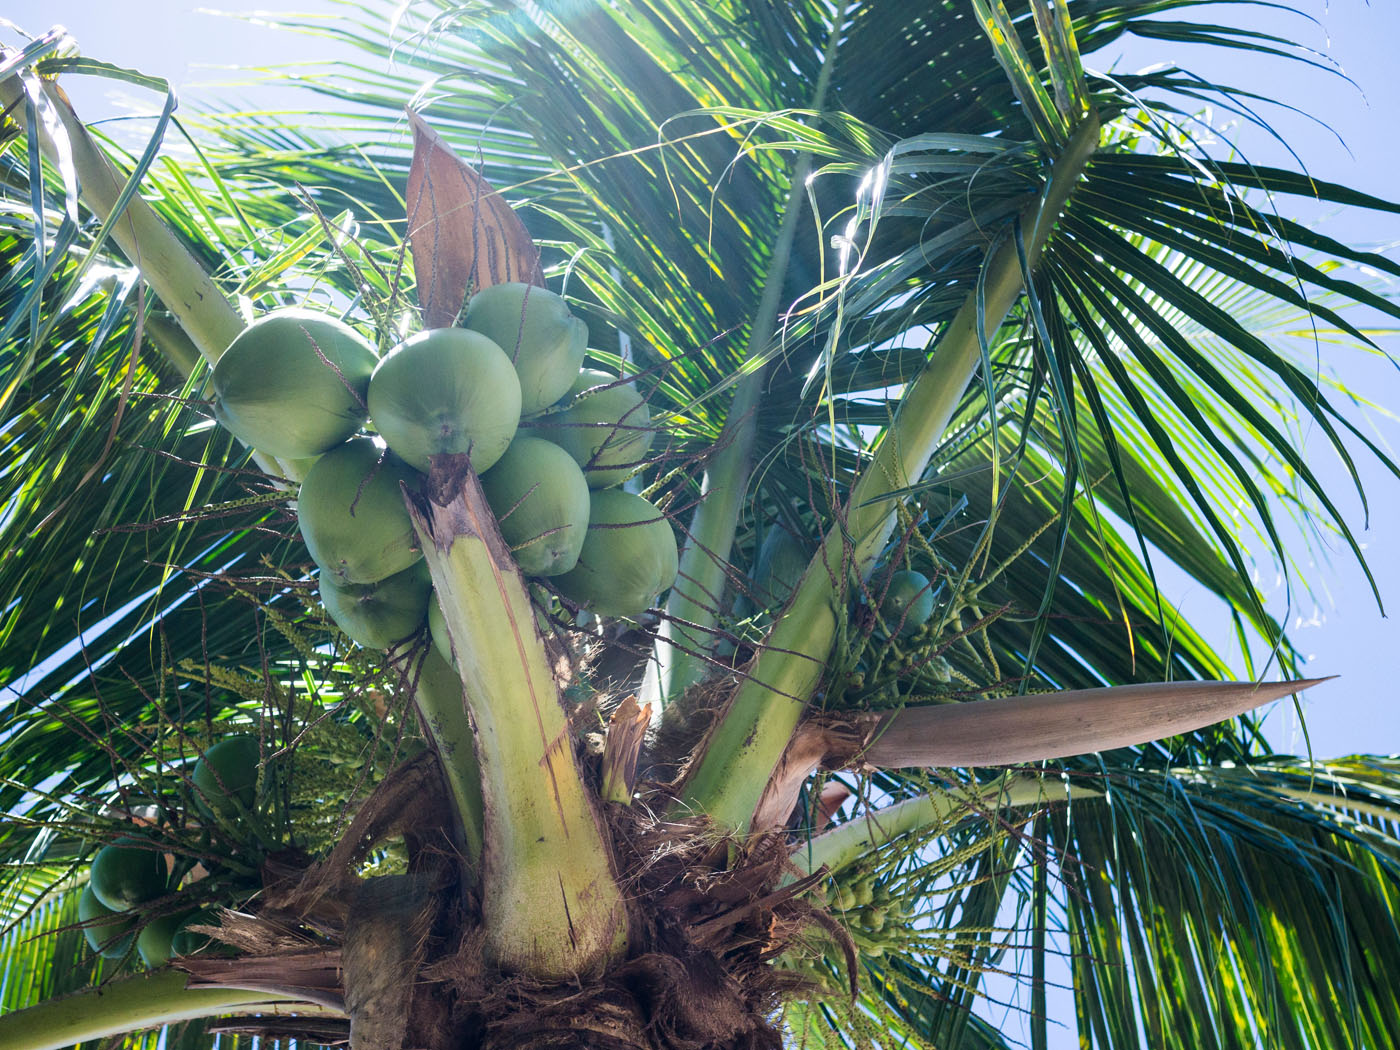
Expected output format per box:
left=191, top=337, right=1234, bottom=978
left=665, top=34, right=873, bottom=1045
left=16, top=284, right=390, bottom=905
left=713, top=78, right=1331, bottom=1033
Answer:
left=785, top=775, right=1100, bottom=880
left=642, top=3, right=849, bottom=710
left=142, top=313, right=203, bottom=380
left=0, top=74, right=244, bottom=359
left=401, top=645, right=485, bottom=868
left=0, top=970, right=337, bottom=1050
left=677, top=114, right=1102, bottom=833
left=407, top=467, right=627, bottom=978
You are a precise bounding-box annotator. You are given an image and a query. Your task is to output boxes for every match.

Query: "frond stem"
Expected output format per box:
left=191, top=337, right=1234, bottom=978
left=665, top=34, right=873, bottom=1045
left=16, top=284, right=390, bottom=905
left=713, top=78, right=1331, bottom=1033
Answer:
left=0, top=65, right=298, bottom=481
left=786, top=774, right=1097, bottom=880
left=642, top=0, right=850, bottom=711
left=0, top=970, right=338, bottom=1050
left=676, top=113, right=1102, bottom=834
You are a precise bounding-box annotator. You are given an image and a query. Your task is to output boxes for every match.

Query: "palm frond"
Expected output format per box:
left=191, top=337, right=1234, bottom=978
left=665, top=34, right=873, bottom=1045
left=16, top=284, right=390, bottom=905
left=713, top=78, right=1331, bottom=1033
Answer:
left=0, top=871, right=99, bottom=1014
left=1052, top=757, right=1400, bottom=1049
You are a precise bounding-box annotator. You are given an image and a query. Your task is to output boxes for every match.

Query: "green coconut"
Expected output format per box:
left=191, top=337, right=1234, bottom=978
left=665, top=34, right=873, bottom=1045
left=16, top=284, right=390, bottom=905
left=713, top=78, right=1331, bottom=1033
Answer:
left=532, top=369, right=654, bottom=488
left=213, top=310, right=378, bottom=459
left=555, top=490, right=678, bottom=618
left=367, top=328, right=522, bottom=473
left=878, top=569, right=935, bottom=637
left=79, top=883, right=136, bottom=959
left=192, top=734, right=260, bottom=819
left=480, top=436, right=591, bottom=576
left=463, top=283, right=587, bottom=415
left=89, top=838, right=166, bottom=913
left=750, top=525, right=810, bottom=612
left=297, top=438, right=424, bottom=585
left=171, top=909, right=222, bottom=957
left=321, top=560, right=432, bottom=649
left=137, top=910, right=189, bottom=968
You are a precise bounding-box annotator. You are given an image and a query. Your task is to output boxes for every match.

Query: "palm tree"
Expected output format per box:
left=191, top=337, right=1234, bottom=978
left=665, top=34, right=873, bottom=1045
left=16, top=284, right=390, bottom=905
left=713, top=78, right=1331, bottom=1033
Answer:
left=2, top=1, right=1399, bottom=1047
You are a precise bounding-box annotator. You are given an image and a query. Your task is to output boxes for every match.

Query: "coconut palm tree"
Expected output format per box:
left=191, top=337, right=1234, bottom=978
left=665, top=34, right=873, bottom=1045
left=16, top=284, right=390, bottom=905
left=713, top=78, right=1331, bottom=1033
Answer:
left=2, top=1, right=1400, bottom=1048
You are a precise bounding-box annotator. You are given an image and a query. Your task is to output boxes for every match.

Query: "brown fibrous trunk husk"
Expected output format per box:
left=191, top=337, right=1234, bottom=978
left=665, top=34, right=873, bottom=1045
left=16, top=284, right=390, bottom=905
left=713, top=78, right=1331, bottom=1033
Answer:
left=179, top=756, right=852, bottom=1050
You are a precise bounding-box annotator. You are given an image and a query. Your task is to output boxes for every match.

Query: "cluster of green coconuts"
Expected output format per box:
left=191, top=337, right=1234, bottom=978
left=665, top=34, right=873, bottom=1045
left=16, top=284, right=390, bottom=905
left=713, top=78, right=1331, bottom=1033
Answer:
left=747, top=527, right=936, bottom=638
left=80, top=736, right=257, bottom=966
left=211, top=282, right=678, bottom=654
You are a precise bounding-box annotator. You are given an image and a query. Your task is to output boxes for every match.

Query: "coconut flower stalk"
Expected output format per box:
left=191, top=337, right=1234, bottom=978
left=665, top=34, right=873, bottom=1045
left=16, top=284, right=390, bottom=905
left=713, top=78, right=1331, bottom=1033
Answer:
left=398, top=125, right=630, bottom=975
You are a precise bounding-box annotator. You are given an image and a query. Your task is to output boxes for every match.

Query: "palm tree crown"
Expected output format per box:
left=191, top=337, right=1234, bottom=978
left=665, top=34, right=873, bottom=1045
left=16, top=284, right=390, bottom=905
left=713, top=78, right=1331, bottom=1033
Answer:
left=1, top=2, right=1399, bottom=1048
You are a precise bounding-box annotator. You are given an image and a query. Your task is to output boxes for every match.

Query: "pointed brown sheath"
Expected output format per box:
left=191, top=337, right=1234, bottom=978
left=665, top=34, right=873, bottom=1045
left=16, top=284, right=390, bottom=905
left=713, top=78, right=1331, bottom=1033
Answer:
left=405, top=109, right=545, bottom=329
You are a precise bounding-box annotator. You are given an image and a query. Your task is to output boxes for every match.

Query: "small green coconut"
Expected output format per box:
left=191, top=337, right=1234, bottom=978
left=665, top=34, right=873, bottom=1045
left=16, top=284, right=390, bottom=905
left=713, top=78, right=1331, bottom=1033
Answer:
left=137, top=910, right=189, bottom=968
left=878, top=569, right=935, bottom=637
left=750, top=525, right=810, bottom=612
left=297, top=438, right=424, bottom=585
left=89, top=838, right=166, bottom=913
left=463, top=283, right=587, bottom=415
left=555, top=490, right=678, bottom=618
left=481, top=436, right=591, bottom=576
left=213, top=310, right=378, bottom=459
left=192, top=734, right=260, bottom=819
left=171, top=909, right=222, bottom=957
left=532, top=369, right=654, bottom=488
left=79, top=884, right=136, bottom=959
left=321, top=560, right=432, bottom=649
left=367, top=328, right=522, bottom=473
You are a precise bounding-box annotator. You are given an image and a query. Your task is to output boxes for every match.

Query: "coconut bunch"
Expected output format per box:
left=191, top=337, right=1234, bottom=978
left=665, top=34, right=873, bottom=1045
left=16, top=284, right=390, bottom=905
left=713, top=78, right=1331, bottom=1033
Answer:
left=210, top=283, right=677, bottom=654
left=722, top=522, right=950, bottom=710
left=79, top=736, right=255, bottom=967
